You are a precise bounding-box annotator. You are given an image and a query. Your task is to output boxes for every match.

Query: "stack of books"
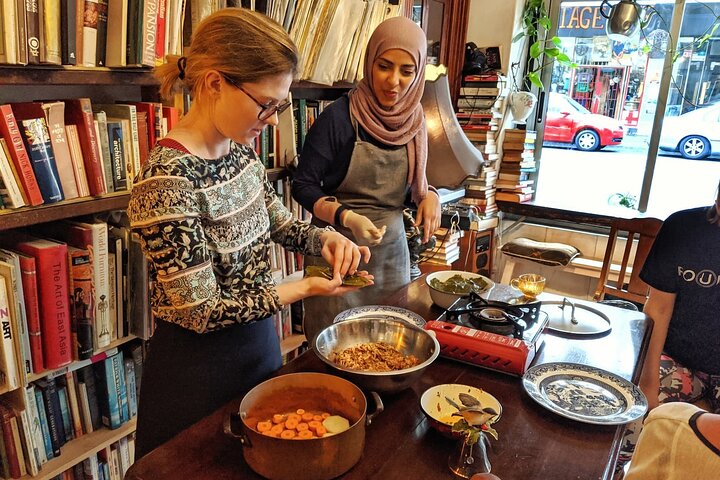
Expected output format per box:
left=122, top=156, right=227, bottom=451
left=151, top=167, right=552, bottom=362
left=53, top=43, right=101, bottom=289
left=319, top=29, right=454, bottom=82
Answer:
left=422, top=227, right=462, bottom=266
left=496, top=129, right=537, bottom=203
left=456, top=73, right=507, bottom=156
left=459, top=173, right=498, bottom=218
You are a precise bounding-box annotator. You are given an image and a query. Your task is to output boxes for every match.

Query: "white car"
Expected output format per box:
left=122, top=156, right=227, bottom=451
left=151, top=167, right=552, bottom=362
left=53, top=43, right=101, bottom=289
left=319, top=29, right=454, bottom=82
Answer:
left=659, top=103, right=720, bottom=159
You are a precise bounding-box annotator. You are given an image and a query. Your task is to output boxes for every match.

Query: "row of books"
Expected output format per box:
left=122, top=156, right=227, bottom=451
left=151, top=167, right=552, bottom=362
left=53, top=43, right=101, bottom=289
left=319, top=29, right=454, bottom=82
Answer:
left=421, top=227, right=462, bottom=266
left=0, top=99, right=180, bottom=211
left=0, top=0, right=184, bottom=67
left=49, top=433, right=135, bottom=480
left=0, top=214, right=152, bottom=394
left=1, top=347, right=139, bottom=478
left=496, top=129, right=537, bottom=203
left=192, top=0, right=402, bottom=85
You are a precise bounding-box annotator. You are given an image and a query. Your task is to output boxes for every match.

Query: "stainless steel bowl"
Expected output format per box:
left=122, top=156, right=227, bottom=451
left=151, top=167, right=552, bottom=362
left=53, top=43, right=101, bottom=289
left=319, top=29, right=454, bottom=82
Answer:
left=314, top=317, right=440, bottom=393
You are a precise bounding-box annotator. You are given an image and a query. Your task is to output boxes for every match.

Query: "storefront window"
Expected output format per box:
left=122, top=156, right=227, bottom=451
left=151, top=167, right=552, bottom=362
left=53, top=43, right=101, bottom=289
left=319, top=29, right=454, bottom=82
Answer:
left=534, top=0, right=720, bottom=218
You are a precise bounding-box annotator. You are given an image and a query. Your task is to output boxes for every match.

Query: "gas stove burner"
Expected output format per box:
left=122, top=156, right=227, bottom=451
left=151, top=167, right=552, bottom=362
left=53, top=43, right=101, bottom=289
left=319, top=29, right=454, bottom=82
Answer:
left=470, top=307, right=527, bottom=338
left=478, top=308, right=508, bottom=323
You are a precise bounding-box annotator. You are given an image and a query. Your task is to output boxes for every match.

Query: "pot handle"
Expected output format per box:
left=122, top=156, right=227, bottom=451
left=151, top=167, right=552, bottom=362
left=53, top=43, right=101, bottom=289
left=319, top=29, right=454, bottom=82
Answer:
left=223, top=412, right=253, bottom=448
left=599, top=0, right=613, bottom=19
left=365, top=391, right=384, bottom=426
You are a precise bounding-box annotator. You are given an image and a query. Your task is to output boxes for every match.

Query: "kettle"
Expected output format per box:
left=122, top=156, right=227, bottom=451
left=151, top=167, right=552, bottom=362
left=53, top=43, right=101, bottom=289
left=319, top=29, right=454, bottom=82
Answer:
left=600, top=0, right=643, bottom=41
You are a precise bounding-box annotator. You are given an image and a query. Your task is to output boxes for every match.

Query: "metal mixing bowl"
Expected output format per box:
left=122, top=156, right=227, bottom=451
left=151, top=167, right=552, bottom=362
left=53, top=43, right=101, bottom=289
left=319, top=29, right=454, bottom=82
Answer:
left=314, top=317, right=440, bottom=394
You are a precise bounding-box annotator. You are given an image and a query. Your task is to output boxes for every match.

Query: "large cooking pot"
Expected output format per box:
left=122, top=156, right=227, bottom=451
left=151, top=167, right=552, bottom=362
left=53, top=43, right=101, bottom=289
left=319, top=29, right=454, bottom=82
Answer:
left=225, top=372, right=383, bottom=480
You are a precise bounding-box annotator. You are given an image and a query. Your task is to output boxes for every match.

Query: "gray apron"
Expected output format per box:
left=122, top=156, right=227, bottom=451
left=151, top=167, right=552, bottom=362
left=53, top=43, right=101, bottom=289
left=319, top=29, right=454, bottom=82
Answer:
left=303, top=120, right=411, bottom=342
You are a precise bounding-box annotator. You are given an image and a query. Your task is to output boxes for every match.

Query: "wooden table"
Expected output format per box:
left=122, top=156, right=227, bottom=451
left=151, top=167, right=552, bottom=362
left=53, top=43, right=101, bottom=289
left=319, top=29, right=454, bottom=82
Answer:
left=126, top=278, right=652, bottom=480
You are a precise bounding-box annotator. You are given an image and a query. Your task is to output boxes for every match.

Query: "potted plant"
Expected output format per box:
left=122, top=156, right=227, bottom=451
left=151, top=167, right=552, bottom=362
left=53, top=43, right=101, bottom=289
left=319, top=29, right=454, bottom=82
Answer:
left=509, top=0, right=576, bottom=124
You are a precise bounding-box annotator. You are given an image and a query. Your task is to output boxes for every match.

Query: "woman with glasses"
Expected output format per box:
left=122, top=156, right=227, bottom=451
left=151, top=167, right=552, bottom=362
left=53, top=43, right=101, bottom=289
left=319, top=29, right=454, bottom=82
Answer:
left=617, top=179, right=720, bottom=473
left=292, top=16, right=442, bottom=341
left=127, top=8, right=371, bottom=458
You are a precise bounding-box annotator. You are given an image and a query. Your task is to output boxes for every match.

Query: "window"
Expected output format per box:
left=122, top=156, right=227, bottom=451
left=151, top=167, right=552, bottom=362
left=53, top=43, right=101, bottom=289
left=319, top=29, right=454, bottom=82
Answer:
left=532, top=0, right=720, bottom=218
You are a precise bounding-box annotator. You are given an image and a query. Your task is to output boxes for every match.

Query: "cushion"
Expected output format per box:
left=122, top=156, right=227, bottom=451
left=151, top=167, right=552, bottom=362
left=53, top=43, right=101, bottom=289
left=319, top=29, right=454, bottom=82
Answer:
left=500, top=237, right=582, bottom=267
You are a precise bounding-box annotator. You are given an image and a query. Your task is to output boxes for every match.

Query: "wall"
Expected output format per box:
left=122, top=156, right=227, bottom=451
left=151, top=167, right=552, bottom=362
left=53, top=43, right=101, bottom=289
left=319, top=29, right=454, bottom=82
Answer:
left=465, top=0, right=524, bottom=77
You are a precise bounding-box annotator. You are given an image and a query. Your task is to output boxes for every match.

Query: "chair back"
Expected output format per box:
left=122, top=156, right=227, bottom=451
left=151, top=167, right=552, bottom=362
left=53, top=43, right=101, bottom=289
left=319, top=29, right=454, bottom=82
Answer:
left=594, top=217, right=663, bottom=305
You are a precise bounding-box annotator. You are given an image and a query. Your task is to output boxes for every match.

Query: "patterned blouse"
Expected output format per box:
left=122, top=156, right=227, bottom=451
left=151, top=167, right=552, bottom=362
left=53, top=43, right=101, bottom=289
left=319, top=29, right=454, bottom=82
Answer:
left=127, top=141, right=326, bottom=333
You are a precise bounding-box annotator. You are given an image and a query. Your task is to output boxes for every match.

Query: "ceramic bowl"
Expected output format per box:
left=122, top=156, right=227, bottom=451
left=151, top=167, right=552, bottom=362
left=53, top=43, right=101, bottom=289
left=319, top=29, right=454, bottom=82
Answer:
left=425, top=270, right=495, bottom=309
left=420, top=383, right=502, bottom=439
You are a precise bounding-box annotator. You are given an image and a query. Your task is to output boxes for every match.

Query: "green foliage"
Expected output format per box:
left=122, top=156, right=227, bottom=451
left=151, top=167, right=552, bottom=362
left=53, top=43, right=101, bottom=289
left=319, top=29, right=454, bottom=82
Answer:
left=608, top=192, right=638, bottom=209
left=513, top=0, right=576, bottom=90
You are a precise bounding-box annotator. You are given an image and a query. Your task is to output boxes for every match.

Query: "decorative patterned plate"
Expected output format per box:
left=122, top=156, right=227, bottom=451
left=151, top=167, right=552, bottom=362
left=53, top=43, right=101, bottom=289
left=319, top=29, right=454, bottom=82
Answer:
left=333, top=305, right=426, bottom=328
left=522, top=362, right=648, bottom=425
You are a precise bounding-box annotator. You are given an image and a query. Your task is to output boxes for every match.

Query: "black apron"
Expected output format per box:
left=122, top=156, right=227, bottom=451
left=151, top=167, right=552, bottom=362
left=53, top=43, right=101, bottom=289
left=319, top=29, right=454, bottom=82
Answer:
left=134, top=317, right=281, bottom=459
left=303, top=119, right=411, bottom=342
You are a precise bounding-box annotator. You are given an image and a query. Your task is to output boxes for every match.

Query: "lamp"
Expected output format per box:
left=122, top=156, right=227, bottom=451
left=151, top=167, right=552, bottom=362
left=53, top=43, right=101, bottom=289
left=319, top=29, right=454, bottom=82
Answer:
left=600, top=0, right=648, bottom=42
left=421, top=65, right=485, bottom=189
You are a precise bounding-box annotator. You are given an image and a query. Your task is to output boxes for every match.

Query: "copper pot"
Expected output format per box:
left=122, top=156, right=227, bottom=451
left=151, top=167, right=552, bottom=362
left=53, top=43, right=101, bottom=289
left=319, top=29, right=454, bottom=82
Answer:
left=224, top=372, right=383, bottom=480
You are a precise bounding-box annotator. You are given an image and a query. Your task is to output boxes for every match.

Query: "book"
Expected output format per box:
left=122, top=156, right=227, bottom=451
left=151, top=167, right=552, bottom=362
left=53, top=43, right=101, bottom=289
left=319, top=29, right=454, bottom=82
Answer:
left=104, top=0, right=127, bottom=66
left=65, top=123, right=91, bottom=197
left=0, top=104, right=44, bottom=206
left=123, top=356, right=137, bottom=419
left=81, top=0, right=98, bottom=66
left=41, top=101, right=80, bottom=199
left=94, top=104, right=139, bottom=188
left=42, top=0, right=62, bottom=65
left=60, top=0, right=78, bottom=64
left=0, top=139, right=25, bottom=208
left=64, top=371, right=83, bottom=439
left=93, top=110, right=114, bottom=193
left=56, top=383, right=74, bottom=441
left=0, top=249, right=32, bottom=377
left=495, top=191, right=534, bottom=203
left=15, top=115, right=64, bottom=203
left=35, top=377, right=66, bottom=456
left=95, top=0, right=108, bottom=66
left=93, top=355, right=121, bottom=429
left=24, top=0, right=41, bottom=64
left=106, top=120, right=127, bottom=190
left=33, top=385, right=53, bottom=461
left=67, top=246, right=94, bottom=360
left=0, top=402, right=24, bottom=478
left=23, top=385, right=46, bottom=466
left=14, top=237, right=73, bottom=370
left=0, top=276, right=20, bottom=390
left=63, top=98, right=106, bottom=196
left=75, top=364, right=101, bottom=432
left=17, top=406, right=39, bottom=475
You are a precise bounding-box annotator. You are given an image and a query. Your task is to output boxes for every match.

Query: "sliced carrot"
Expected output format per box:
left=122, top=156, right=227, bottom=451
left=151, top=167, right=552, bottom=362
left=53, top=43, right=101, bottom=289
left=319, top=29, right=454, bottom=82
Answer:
left=287, top=413, right=302, bottom=423
left=285, top=419, right=298, bottom=430
left=315, top=425, right=327, bottom=437
left=280, top=429, right=297, bottom=439
left=296, top=408, right=305, bottom=415
left=312, top=415, right=323, bottom=422
left=321, top=412, right=331, bottom=419
left=296, top=422, right=309, bottom=431
left=301, top=412, right=315, bottom=422
left=307, top=420, right=322, bottom=432
left=261, top=430, right=278, bottom=437
left=297, top=430, right=314, bottom=439
left=272, top=414, right=286, bottom=424
left=256, top=421, right=272, bottom=433
left=270, top=424, right=284, bottom=435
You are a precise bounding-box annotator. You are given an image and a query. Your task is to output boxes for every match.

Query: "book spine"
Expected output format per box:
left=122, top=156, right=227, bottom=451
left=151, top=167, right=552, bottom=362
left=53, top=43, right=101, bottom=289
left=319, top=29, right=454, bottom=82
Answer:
left=93, top=111, right=114, bottom=194
left=76, top=365, right=101, bottom=431
left=65, top=99, right=105, bottom=196
left=33, top=386, right=53, bottom=460
left=15, top=0, right=28, bottom=64
left=60, top=0, right=77, bottom=64
left=0, top=105, right=43, bottom=205
left=42, top=101, right=79, bottom=199
left=106, top=122, right=127, bottom=190
left=15, top=241, right=72, bottom=369
left=64, top=371, right=83, bottom=439
left=18, top=117, right=64, bottom=203
left=81, top=0, right=97, bottom=66
left=141, top=0, right=156, bottom=66
left=0, top=403, right=22, bottom=478
left=36, top=378, right=66, bottom=454
left=0, top=252, right=32, bottom=378
left=42, top=0, right=62, bottom=64
left=24, top=0, right=41, bottom=63
left=56, top=384, right=74, bottom=440
left=123, top=356, right=137, bottom=419
left=94, top=0, right=107, bottom=66
left=0, top=142, right=26, bottom=208
left=154, top=0, right=165, bottom=65
left=17, top=254, right=44, bottom=373
left=94, top=357, right=121, bottom=429
left=23, top=385, right=47, bottom=465
left=18, top=408, right=40, bottom=475
left=112, top=351, right=128, bottom=423
left=8, top=413, right=27, bottom=477
left=68, top=248, right=95, bottom=360
left=0, top=277, right=20, bottom=390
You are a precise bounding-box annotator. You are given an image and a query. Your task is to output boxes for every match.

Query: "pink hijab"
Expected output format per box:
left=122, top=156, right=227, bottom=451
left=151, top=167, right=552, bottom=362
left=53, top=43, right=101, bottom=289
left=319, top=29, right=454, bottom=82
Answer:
left=349, top=16, right=428, bottom=204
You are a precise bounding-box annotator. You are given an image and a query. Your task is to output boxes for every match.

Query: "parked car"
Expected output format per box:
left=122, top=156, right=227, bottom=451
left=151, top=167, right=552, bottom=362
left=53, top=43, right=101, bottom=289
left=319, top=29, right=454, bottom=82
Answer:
left=543, top=92, right=624, bottom=151
left=658, top=103, right=720, bottom=159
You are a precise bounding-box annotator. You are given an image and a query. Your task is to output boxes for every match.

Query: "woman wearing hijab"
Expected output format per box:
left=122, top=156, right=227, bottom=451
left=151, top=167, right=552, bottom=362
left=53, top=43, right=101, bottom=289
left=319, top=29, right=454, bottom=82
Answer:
left=292, top=16, right=442, bottom=341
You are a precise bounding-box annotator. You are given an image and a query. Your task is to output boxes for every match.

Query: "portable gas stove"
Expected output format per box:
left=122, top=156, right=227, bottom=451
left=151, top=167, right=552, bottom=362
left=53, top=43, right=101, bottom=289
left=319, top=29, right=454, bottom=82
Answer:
left=424, top=292, right=549, bottom=376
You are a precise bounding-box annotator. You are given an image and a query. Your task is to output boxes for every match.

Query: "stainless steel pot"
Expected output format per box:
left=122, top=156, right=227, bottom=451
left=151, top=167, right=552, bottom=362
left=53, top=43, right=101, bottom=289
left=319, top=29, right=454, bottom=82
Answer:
left=314, top=317, right=440, bottom=394
left=225, top=372, right=383, bottom=480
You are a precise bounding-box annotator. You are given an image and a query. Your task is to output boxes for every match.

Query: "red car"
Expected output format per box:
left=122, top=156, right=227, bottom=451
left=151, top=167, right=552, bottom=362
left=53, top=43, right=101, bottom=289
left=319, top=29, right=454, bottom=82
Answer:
left=543, top=92, right=624, bottom=151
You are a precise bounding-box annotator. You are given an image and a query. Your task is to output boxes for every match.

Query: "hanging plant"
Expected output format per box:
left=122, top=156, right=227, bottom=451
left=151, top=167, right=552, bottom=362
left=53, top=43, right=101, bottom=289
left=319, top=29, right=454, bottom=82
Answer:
left=608, top=192, right=638, bottom=209
left=512, top=0, right=576, bottom=90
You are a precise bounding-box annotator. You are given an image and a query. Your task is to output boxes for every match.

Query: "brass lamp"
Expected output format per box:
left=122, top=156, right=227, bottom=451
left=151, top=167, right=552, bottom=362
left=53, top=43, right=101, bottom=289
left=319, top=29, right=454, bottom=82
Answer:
left=422, top=65, right=485, bottom=189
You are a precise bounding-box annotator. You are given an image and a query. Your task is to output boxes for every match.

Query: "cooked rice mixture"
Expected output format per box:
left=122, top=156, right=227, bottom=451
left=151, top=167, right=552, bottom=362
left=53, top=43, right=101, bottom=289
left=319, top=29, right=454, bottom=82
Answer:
left=331, top=342, right=420, bottom=371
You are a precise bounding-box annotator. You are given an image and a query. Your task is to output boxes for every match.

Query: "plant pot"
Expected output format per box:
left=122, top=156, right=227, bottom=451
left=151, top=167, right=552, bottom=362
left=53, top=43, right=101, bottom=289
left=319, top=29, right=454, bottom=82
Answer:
left=509, top=91, right=538, bottom=125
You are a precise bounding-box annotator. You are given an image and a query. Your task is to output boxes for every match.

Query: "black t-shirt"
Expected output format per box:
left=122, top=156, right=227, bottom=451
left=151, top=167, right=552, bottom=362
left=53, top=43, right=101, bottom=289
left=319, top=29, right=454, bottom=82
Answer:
left=640, top=207, right=720, bottom=374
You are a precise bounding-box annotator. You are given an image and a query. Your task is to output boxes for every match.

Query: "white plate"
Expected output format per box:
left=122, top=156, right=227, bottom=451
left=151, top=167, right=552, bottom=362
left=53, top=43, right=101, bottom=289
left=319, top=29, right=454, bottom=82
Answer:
left=522, top=362, right=647, bottom=425
left=333, top=305, right=426, bottom=328
left=420, top=384, right=502, bottom=437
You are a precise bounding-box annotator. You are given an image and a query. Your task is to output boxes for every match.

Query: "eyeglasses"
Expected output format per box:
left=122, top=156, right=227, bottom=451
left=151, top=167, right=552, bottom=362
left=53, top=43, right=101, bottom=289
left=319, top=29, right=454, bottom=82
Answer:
left=221, top=73, right=291, bottom=121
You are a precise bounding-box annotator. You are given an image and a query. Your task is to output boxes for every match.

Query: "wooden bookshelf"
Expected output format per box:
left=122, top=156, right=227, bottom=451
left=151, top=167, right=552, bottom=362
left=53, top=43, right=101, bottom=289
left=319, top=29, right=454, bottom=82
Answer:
left=0, top=65, right=157, bottom=86
left=280, top=334, right=306, bottom=356
left=20, top=418, right=137, bottom=480
left=0, top=169, right=291, bottom=231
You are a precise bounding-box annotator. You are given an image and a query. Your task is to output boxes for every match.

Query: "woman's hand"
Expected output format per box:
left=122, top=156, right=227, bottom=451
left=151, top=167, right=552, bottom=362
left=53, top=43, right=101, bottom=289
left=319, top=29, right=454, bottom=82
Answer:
left=415, top=191, right=441, bottom=243
left=276, top=272, right=374, bottom=305
left=342, top=211, right=386, bottom=246
left=319, top=230, right=372, bottom=279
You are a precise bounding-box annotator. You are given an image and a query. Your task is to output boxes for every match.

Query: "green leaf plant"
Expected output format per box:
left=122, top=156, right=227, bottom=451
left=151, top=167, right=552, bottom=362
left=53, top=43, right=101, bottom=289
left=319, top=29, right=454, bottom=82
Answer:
left=512, top=0, right=577, bottom=90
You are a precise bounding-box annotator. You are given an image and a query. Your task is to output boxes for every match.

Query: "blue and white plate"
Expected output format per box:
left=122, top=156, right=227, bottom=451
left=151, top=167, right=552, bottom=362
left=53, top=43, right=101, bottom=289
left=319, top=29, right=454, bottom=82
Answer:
left=522, top=362, right=647, bottom=425
left=333, top=305, right=426, bottom=328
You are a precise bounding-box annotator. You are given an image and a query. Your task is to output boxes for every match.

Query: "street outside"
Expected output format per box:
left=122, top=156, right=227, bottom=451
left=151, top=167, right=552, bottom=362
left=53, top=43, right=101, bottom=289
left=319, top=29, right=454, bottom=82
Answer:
left=536, top=133, right=720, bottom=218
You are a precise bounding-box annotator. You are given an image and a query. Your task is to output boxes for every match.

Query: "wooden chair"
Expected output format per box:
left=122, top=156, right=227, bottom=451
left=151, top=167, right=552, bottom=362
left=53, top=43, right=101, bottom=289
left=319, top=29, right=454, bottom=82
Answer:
left=593, top=217, right=663, bottom=307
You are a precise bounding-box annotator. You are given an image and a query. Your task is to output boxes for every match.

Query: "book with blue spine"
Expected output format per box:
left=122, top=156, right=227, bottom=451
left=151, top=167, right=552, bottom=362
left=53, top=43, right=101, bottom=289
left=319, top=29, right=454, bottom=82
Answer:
left=35, top=377, right=67, bottom=455
left=33, top=386, right=54, bottom=460
left=123, top=356, right=137, bottom=418
left=94, top=355, right=122, bottom=429
left=112, top=351, right=129, bottom=423
left=56, top=384, right=74, bottom=441
left=17, top=117, right=64, bottom=203
left=106, top=121, right=127, bottom=190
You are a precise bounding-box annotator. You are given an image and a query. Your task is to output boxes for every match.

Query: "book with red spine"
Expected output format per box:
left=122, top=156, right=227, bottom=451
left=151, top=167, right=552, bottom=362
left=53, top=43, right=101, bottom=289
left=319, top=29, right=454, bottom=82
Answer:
left=0, top=403, right=22, bottom=479
left=0, top=105, right=44, bottom=206
left=63, top=98, right=107, bottom=196
left=14, top=252, right=44, bottom=374
left=14, top=238, right=72, bottom=370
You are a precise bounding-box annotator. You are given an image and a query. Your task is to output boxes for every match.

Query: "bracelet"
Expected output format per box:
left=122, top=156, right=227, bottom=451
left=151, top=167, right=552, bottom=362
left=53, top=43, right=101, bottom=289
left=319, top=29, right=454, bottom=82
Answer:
left=334, top=204, right=350, bottom=226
